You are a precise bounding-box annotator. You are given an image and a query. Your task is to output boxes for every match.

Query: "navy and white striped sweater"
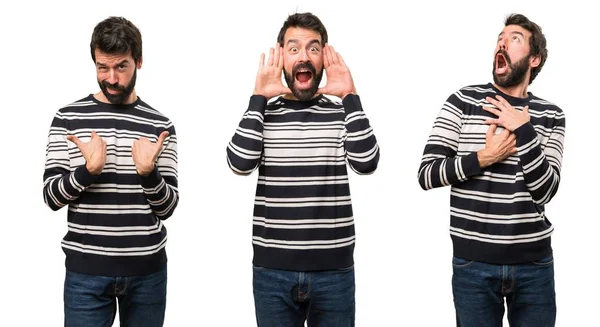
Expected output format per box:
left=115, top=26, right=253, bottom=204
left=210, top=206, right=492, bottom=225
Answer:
left=418, top=83, right=566, bottom=264
left=227, top=94, right=379, bottom=271
left=43, top=94, right=178, bottom=276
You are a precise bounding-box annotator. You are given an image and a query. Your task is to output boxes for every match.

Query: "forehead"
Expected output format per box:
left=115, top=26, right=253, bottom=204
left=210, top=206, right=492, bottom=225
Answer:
left=283, top=27, right=322, bottom=44
left=499, top=24, right=532, bottom=39
left=94, top=49, right=134, bottom=64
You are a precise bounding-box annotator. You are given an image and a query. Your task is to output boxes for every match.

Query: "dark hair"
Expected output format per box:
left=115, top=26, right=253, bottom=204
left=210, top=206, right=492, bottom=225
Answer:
left=505, top=13, right=547, bottom=84
left=90, top=16, right=142, bottom=64
left=277, top=12, right=328, bottom=47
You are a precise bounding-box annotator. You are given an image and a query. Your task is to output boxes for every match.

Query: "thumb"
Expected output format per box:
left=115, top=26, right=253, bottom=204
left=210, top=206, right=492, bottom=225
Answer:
left=316, top=86, right=328, bottom=96
left=523, top=105, right=529, bottom=116
left=156, top=131, right=169, bottom=148
left=281, top=86, right=292, bottom=95
left=66, top=134, right=83, bottom=148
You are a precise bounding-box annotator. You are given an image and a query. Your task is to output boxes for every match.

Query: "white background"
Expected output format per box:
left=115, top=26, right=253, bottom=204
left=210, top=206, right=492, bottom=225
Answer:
left=1, top=0, right=596, bottom=325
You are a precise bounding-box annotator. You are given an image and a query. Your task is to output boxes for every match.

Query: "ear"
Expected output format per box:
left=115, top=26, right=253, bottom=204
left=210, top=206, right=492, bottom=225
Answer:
left=136, top=57, right=143, bottom=69
left=529, top=54, right=541, bottom=69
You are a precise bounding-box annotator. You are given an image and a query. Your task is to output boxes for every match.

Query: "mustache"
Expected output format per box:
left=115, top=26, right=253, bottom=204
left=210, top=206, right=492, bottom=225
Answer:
left=496, top=49, right=512, bottom=65
left=101, top=80, right=126, bottom=91
left=292, top=62, right=317, bottom=76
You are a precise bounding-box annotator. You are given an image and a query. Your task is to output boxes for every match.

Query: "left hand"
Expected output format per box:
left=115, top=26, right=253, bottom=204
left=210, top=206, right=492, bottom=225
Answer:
left=132, top=131, right=169, bottom=176
left=317, top=44, right=356, bottom=99
left=482, top=95, right=530, bottom=132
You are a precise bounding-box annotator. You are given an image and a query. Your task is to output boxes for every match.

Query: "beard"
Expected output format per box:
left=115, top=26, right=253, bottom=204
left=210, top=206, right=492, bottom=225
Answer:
left=284, top=62, right=323, bottom=101
left=98, top=69, right=137, bottom=105
left=492, top=49, right=530, bottom=88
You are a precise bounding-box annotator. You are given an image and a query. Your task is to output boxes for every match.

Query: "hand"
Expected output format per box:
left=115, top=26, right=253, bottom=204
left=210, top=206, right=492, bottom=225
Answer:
left=317, top=44, right=356, bottom=99
left=477, top=124, right=517, bottom=169
left=483, top=95, right=530, bottom=131
left=253, top=44, right=292, bottom=99
left=67, top=131, right=107, bottom=175
left=132, top=131, right=169, bottom=176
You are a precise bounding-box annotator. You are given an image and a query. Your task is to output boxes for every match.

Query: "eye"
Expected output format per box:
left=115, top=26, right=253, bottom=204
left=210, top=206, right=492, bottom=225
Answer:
left=512, top=35, right=520, bottom=42
left=310, top=47, right=319, bottom=52
left=98, top=66, right=108, bottom=72
left=118, top=64, right=127, bottom=71
left=290, top=47, right=298, bottom=52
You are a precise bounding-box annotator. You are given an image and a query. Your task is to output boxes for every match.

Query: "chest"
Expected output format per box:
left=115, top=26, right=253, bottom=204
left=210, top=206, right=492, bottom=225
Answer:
left=262, top=110, right=346, bottom=158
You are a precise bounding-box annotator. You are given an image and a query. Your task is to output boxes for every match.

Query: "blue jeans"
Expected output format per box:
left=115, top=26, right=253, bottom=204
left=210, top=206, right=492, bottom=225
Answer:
left=252, top=265, right=355, bottom=327
left=452, top=255, right=556, bottom=327
left=64, top=266, right=167, bottom=327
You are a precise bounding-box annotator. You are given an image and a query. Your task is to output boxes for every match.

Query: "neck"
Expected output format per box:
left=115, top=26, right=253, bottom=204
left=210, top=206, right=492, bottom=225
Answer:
left=94, top=90, right=138, bottom=105
left=492, top=82, right=529, bottom=98
left=281, top=93, right=320, bottom=101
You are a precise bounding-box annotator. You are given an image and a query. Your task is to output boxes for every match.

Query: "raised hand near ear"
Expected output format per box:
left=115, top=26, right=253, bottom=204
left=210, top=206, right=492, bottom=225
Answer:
left=317, top=44, right=356, bottom=99
left=67, top=131, right=107, bottom=175
left=253, top=43, right=292, bottom=99
left=132, top=131, right=169, bottom=176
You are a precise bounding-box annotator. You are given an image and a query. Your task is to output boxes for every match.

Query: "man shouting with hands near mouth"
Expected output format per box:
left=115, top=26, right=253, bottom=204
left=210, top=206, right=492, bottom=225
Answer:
left=42, top=16, right=178, bottom=327
left=418, top=13, right=565, bottom=326
left=227, top=12, right=379, bottom=327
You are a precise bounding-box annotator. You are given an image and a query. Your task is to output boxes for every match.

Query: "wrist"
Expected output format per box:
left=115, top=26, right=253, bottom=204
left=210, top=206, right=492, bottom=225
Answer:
left=341, top=89, right=357, bottom=100
left=137, top=164, right=154, bottom=177
left=477, top=149, right=495, bottom=169
left=86, top=163, right=102, bottom=176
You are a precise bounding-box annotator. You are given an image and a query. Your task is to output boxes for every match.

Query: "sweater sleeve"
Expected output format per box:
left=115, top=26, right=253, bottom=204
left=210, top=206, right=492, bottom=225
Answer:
left=42, top=111, right=98, bottom=211
left=513, top=112, right=566, bottom=205
left=138, top=122, right=179, bottom=220
left=418, top=93, right=483, bottom=190
left=343, top=94, right=380, bottom=174
left=226, top=95, right=267, bottom=175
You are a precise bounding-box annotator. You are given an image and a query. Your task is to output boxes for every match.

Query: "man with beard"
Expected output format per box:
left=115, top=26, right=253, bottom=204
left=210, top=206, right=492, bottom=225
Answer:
left=227, top=12, right=379, bottom=326
left=42, top=16, right=178, bottom=326
left=418, top=13, right=565, bottom=326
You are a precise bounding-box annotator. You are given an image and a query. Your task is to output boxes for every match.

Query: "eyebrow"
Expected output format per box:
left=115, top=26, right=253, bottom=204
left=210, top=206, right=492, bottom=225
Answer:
left=96, top=60, right=129, bottom=67
left=286, top=39, right=322, bottom=46
left=498, top=31, right=524, bottom=38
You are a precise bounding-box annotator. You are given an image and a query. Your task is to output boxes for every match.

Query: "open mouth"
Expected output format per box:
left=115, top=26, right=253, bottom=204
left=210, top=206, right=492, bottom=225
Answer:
left=495, top=53, right=508, bottom=75
left=295, top=69, right=313, bottom=88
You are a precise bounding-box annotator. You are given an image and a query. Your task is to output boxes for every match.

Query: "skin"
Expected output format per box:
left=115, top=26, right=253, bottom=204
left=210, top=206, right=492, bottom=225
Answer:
left=253, top=27, right=356, bottom=100
left=476, top=24, right=542, bottom=168
left=67, top=49, right=168, bottom=177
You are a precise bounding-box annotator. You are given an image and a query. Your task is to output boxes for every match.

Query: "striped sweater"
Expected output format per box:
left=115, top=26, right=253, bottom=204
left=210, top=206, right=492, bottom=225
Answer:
left=227, top=94, right=379, bottom=271
left=43, top=94, right=178, bottom=276
left=418, top=83, right=565, bottom=264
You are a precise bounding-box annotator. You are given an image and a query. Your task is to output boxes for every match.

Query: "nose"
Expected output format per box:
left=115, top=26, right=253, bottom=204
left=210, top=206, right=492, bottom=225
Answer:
left=298, top=49, right=309, bottom=62
left=106, top=69, right=118, bottom=85
left=498, top=37, right=507, bottom=50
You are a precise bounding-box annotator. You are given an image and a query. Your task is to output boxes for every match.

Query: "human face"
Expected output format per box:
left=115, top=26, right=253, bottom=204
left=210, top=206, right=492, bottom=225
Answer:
left=282, top=27, right=324, bottom=101
left=94, top=49, right=141, bottom=104
left=492, top=25, right=539, bottom=88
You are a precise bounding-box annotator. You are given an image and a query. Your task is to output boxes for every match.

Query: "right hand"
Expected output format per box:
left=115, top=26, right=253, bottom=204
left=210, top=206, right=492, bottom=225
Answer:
left=477, top=124, right=517, bottom=169
left=67, top=131, right=107, bottom=175
left=253, top=44, right=292, bottom=99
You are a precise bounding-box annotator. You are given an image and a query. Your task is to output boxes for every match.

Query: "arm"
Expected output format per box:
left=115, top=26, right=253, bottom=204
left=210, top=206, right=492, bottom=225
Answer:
left=343, top=94, right=379, bottom=174
left=42, top=113, right=99, bottom=211
left=483, top=95, right=566, bottom=205
left=513, top=119, right=565, bottom=205
left=226, top=95, right=267, bottom=175
left=137, top=124, right=179, bottom=220
left=418, top=96, right=483, bottom=190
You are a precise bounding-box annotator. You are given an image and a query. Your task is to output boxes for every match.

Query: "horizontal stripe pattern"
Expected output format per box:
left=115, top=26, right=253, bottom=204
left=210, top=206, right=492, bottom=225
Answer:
left=227, top=94, right=379, bottom=271
left=418, top=83, right=565, bottom=263
left=42, top=94, right=178, bottom=276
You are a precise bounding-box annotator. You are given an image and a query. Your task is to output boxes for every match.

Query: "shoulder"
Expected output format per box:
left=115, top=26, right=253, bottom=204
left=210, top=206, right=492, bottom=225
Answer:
left=134, top=98, right=174, bottom=124
left=56, top=94, right=98, bottom=114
